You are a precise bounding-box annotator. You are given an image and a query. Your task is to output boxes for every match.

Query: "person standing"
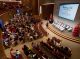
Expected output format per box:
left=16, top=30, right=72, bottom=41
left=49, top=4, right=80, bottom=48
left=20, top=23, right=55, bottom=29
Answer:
left=46, top=22, right=49, bottom=27
left=49, top=14, right=54, bottom=24
left=72, top=23, right=80, bottom=37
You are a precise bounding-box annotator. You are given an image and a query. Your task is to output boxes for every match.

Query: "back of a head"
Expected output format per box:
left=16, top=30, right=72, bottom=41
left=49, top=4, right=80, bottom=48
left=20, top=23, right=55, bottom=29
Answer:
left=24, top=45, right=27, bottom=48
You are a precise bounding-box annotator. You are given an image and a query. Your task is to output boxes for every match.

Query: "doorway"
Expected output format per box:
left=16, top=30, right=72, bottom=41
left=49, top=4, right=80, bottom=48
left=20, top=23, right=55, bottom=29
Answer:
left=42, top=3, right=54, bottom=19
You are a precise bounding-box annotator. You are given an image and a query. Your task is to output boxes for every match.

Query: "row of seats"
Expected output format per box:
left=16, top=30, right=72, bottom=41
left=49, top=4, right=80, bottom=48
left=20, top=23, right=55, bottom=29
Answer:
left=33, top=23, right=43, bottom=37
left=22, top=37, right=72, bottom=59
left=32, top=45, right=48, bottom=59
left=39, top=22, right=48, bottom=36
left=40, top=40, right=72, bottom=59
left=33, top=22, right=48, bottom=36
left=46, top=38, right=72, bottom=58
left=52, top=21, right=73, bottom=32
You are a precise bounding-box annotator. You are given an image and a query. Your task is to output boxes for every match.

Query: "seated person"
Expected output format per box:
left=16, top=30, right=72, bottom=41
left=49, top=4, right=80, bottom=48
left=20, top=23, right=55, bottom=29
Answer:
left=15, top=50, right=22, bottom=59
left=10, top=48, right=22, bottom=59
left=22, top=45, right=29, bottom=56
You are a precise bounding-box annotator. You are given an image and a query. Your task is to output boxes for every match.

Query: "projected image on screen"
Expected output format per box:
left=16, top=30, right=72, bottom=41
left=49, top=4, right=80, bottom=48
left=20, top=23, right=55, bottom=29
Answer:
left=59, top=4, right=79, bottom=21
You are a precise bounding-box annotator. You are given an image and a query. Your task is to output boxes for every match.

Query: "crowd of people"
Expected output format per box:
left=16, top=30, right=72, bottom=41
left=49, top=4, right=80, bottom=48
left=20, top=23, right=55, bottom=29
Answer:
left=2, top=12, right=72, bottom=59
left=2, top=13, right=43, bottom=49
left=22, top=37, right=72, bottom=59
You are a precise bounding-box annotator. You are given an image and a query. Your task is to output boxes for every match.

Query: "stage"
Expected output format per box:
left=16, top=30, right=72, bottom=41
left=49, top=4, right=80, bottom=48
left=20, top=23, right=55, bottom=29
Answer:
left=48, top=23, right=80, bottom=44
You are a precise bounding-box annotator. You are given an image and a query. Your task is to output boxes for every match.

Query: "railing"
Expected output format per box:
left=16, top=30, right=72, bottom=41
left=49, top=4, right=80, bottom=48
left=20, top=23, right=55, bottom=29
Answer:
left=0, top=0, right=21, bottom=3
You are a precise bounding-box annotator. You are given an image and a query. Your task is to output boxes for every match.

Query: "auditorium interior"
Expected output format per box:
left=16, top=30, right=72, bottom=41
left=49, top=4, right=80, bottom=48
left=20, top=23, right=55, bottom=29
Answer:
left=0, top=0, right=80, bottom=59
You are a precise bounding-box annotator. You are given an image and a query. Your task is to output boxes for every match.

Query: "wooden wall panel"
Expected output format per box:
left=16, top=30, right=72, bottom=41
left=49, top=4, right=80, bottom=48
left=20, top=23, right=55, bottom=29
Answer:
left=32, top=0, right=38, bottom=15
left=21, top=0, right=39, bottom=15
left=40, top=0, right=55, bottom=5
left=42, top=4, right=54, bottom=19
left=0, top=42, right=7, bottom=59
left=0, top=12, right=9, bottom=23
left=0, top=29, right=7, bottom=59
left=21, top=0, right=31, bottom=6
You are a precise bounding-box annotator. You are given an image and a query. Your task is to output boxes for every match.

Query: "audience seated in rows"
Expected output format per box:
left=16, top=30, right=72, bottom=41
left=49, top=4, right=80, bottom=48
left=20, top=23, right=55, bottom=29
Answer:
left=22, top=37, right=72, bottom=59
left=2, top=13, right=47, bottom=49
